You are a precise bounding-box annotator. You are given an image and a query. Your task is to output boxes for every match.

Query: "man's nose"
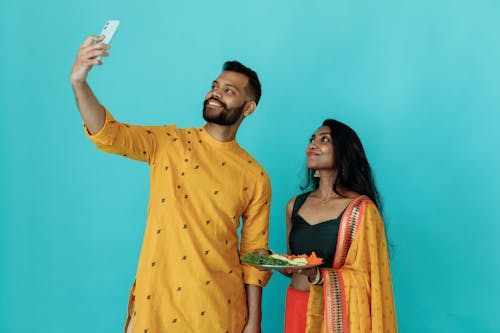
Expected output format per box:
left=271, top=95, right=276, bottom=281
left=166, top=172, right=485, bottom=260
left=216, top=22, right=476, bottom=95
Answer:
left=211, top=88, right=222, bottom=99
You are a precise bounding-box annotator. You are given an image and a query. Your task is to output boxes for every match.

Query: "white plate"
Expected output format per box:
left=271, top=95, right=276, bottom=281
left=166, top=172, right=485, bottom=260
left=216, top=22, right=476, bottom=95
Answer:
left=245, top=262, right=323, bottom=270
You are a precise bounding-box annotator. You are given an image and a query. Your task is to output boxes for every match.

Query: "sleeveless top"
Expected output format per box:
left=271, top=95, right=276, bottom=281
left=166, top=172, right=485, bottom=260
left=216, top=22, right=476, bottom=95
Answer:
left=289, top=191, right=342, bottom=268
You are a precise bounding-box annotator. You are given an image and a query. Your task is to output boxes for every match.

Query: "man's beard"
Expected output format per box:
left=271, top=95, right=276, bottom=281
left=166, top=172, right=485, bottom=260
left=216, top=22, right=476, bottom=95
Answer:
left=203, top=98, right=245, bottom=126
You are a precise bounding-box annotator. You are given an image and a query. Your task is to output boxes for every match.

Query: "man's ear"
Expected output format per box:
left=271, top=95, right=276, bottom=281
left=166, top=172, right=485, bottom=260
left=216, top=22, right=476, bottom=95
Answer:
left=243, top=101, right=257, bottom=117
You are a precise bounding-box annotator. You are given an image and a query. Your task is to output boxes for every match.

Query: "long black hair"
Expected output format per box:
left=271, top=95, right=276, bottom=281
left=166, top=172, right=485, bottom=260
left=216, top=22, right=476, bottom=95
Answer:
left=302, top=119, right=382, bottom=212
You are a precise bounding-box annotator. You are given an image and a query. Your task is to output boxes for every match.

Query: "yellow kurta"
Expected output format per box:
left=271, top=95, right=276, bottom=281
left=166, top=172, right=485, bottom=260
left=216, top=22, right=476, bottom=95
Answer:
left=306, top=196, right=397, bottom=333
left=85, top=108, right=272, bottom=333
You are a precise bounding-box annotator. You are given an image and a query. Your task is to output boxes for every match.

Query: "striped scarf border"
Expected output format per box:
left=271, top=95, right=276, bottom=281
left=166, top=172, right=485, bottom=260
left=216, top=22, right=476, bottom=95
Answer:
left=326, top=195, right=370, bottom=332
left=323, top=269, right=345, bottom=333
left=333, top=196, right=368, bottom=268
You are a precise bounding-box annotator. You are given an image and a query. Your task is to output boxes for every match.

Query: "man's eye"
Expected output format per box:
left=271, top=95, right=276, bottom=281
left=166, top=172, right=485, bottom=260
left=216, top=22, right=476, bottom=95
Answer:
left=225, top=89, right=233, bottom=94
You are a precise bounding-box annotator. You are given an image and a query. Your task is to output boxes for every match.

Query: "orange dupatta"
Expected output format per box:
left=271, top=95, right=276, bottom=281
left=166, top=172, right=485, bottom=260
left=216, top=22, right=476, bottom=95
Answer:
left=305, top=196, right=397, bottom=333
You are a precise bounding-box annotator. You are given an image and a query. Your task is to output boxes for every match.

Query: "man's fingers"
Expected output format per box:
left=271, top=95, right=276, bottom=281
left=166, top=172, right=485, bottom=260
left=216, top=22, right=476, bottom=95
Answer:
left=82, top=42, right=110, bottom=54
left=78, top=36, right=110, bottom=62
left=86, top=49, right=109, bottom=59
left=81, top=35, right=103, bottom=48
left=71, top=36, right=109, bottom=83
left=78, top=44, right=110, bottom=61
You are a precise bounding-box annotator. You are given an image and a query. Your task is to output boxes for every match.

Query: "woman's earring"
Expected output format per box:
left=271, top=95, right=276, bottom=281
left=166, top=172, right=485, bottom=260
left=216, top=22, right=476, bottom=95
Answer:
left=314, top=170, right=320, bottom=178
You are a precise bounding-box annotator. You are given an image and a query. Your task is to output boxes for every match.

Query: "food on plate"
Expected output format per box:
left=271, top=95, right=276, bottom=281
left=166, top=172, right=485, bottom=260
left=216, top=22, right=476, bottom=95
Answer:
left=240, top=251, right=323, bottom=267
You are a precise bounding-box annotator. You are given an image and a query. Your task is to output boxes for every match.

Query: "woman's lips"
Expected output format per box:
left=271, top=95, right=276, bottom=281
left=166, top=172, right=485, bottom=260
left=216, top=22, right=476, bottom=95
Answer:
left=307, top=152, right=319, bottom=158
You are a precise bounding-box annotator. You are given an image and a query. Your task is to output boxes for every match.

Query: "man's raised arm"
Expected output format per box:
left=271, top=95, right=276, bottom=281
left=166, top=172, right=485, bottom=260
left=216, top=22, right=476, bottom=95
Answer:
left=70, top=35, right=110, bottom=135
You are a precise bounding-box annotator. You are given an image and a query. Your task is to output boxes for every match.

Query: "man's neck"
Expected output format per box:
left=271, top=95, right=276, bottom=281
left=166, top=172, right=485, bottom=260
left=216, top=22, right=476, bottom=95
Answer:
left=203, top=122, right=239, bottom=142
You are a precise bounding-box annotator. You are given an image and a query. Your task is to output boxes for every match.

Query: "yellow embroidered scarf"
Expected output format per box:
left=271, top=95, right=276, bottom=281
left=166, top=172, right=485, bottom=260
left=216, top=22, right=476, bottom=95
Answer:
left=305, top=196, right=397, bottom=333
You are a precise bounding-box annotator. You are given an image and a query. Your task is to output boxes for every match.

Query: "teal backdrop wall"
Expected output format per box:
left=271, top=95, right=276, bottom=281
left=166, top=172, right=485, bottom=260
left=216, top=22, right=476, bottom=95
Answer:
left=1, top=0, right=499, bottom=332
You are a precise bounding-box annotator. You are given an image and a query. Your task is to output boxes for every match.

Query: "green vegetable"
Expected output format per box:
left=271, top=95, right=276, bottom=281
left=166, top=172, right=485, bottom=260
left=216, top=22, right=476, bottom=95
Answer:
left=240, top=253, right=292, bottom=266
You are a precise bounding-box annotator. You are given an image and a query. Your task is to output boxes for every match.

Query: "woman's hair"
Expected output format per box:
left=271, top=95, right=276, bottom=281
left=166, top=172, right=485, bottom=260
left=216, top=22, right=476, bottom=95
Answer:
left=302, top=119, right=382, bottom=212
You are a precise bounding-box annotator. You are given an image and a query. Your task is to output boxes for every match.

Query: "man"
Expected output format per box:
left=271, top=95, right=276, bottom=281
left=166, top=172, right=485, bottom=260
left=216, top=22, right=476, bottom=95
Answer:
left=70, top=35, right=272, bottom=333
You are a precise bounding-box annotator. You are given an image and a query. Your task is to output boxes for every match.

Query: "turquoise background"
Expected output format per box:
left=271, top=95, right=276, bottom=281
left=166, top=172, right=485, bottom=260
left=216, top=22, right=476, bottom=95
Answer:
left=1, top=0, right=499, bottom=332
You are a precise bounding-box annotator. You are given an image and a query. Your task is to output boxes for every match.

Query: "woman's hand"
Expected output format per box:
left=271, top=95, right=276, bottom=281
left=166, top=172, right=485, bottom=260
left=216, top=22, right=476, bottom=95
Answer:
left=276, top=266, right=317, bottom=280
left=295, top=267, right=320, bottom=283
left=276, top=267, right=294, bottom=277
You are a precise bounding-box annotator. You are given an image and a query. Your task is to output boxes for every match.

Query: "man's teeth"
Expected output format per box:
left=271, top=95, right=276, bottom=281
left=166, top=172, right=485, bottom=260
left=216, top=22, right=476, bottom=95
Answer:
left=208, top=100, right=222, bottom=106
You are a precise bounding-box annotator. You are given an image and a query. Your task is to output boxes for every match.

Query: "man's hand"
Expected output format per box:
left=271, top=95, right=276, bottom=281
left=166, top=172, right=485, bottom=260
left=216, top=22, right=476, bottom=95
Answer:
left=70, top=35, right=110, bottom=85
left=242, top=320, right=261, bottom=333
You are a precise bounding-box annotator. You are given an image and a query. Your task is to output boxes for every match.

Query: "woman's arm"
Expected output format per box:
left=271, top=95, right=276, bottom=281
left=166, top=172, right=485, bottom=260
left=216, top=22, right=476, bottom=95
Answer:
left=285, top=197, right=295, bottom=255
left=276, top=198, right=296, bottom=278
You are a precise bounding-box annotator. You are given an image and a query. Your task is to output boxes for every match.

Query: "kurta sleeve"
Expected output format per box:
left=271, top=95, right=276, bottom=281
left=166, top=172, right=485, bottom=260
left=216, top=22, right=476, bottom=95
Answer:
left=306, top=201, right=397, bottom=333
left=84, top=106, right=168, bottom=165
left=239, top=170, right=272, bottom=287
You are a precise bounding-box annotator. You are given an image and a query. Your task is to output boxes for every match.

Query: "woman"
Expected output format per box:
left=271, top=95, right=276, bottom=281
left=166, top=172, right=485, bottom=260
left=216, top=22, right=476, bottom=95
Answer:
left=282, top=119, right=397, bottom=333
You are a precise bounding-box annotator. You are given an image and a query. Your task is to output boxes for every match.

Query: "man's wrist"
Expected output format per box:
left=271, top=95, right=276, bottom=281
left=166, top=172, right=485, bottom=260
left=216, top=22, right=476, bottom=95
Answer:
left=71, top=79, right=87, bottom=88
left=246, top=314, right=262, bottom=331
left=247, top=310, right=262, bottom=321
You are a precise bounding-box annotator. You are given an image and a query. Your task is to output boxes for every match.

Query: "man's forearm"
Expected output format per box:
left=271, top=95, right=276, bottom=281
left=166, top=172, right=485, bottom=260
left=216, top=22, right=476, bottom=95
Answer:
left=70, top=35, right=110, bottom=134
left=71, top=81, right=106, bottom=135
left=245, top=284, right=262, bottom=328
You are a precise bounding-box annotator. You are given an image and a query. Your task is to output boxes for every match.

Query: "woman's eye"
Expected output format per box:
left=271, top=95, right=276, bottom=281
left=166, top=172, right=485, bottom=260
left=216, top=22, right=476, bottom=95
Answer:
left=321, top=136, right=330, bottom=143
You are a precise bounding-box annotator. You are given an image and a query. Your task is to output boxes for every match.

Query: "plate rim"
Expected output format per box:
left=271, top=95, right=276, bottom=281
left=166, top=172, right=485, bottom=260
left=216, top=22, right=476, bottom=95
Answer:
left=245, top=261, right=324, bottom=270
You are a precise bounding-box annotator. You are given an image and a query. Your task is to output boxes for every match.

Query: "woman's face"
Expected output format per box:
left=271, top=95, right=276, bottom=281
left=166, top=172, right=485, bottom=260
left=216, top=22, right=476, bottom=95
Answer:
left=306, top=126, right=335, bottom=170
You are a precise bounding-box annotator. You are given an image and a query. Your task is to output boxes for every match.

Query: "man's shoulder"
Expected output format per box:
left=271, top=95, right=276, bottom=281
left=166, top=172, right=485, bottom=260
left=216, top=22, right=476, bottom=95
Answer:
left=148, top=124, right=199, bottom=133
left=148, top=124, right=203, bottom=139
left=234, top=148, right=270, bottom=182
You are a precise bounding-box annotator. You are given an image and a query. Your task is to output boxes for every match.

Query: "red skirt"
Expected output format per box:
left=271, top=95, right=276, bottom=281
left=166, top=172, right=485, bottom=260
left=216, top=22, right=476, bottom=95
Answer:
left=284, top=285, right=310, bottom=333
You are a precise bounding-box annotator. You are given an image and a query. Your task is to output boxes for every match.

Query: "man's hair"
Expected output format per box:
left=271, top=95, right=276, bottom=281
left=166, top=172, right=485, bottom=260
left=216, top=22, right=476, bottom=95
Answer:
left=222, top=61, right=262, bottom=105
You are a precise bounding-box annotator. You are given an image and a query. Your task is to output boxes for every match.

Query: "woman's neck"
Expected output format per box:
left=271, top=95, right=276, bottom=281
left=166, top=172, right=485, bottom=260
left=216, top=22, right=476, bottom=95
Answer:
left=315, top=170, right=341, bottom=199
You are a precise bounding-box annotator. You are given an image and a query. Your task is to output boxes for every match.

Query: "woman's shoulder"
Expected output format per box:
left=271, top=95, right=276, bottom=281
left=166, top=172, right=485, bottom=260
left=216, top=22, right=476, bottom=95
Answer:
left=288, top=191, right=312, bottom=202
left=347, top=195, right=381, bottom=222
left=346, top=193, right=376, bottom=208
left=286, top=197, right=296, bottom=211
left=286, top=191, right=312, bottom=213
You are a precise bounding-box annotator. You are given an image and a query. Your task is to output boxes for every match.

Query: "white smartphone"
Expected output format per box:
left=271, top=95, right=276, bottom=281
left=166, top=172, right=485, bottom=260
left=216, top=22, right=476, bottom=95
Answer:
left=99, top=20, right=120, bottom=44
left=96, top=20, right=120, bottom=59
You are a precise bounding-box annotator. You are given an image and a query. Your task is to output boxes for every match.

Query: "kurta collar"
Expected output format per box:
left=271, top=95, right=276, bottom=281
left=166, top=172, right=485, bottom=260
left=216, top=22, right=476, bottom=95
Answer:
left=198, top=127, right=240, bottom=151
